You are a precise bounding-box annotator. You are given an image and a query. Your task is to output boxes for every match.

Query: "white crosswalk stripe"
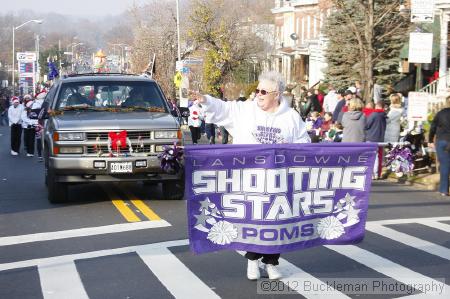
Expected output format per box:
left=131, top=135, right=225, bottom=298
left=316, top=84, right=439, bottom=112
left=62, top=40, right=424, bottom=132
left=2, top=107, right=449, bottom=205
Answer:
left=38, top=261, right=89, bottom=299
left=366, top=218, right=450, bottom=261
left=0, top=217, right=448, bottom=298
left=137, top=246, right=220, bottom=299
left=325, top=245, right=449, bottom=298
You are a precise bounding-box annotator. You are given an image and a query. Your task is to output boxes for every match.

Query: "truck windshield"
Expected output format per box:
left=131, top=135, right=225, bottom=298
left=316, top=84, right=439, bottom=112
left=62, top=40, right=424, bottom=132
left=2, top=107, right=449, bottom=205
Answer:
left=55, top=81, right=168, bottom=112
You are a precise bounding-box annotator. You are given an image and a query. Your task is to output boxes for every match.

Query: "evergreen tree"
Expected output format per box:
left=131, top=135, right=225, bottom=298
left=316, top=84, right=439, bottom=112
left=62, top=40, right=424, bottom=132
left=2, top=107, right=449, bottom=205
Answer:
left=323, top=0, right=410, bottom=102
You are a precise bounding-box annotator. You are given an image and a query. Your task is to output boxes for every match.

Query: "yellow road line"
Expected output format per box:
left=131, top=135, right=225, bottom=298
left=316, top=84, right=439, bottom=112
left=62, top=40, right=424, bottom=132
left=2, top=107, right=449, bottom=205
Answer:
left=102, top=186, right=141, bottom=222
left=131, top=200, right=161, bottom=221
left=111, top=200, right=141, bottom=222
left=118, top=188, right=161, bottom=221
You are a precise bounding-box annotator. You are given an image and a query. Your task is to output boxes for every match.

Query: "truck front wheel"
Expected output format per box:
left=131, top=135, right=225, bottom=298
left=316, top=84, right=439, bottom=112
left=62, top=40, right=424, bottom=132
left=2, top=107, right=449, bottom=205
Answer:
left=47, top=169, right=68, bottom=203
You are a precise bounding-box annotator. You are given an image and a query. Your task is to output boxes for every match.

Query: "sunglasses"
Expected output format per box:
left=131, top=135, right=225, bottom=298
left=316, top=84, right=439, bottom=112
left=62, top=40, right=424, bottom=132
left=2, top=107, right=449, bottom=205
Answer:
left=255, top=89, right=277, bottom=96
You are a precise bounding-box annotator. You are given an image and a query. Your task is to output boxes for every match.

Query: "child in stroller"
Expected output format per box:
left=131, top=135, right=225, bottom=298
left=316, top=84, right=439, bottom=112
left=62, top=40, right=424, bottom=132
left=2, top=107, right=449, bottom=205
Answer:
left=400, top=129, right=433, bottom=173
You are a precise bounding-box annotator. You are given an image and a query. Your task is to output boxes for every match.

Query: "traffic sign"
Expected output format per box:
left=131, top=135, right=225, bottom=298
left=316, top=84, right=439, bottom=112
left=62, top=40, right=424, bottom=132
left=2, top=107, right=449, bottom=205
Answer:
left=411, top=0, right=435, bottom=23
left=174, top=72, right=182, bottom=88
left=176, top=61, right=183, bottom=71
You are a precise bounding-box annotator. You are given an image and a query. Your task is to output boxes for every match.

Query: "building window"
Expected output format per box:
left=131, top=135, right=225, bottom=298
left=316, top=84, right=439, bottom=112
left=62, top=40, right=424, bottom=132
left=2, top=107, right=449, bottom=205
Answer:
left=313, top=16, right=317, bottom=38
left=301, top=17, right=305, bottom=44
left=307, top=15, right=311, bottom=40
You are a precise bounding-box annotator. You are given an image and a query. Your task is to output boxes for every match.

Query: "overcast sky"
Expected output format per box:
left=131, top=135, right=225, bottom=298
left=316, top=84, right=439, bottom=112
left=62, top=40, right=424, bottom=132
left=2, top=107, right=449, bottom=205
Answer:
left=2, top=0, right=148, bottom=16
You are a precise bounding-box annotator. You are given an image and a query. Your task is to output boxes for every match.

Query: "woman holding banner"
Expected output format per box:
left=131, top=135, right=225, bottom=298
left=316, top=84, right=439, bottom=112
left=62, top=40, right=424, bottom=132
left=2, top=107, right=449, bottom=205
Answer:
left=192, top=71, right=310, bottom=280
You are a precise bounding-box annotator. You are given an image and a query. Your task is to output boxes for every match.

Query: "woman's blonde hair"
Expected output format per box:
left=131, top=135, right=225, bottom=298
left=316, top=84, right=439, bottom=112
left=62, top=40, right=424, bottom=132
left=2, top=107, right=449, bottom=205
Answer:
left=389, top=93, right=402, bottom=108
left=348, top=98, right=364, bottom=111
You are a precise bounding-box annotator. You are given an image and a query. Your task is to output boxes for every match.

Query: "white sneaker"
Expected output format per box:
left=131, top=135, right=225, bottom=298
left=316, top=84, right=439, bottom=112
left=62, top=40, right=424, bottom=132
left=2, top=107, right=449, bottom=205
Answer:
left=266, top=264, right=282, bottom=280
left=26, top=153, right=34, bottom=157
left=247, top=260, right=260, bottom=280
left=11, top=150, right=18, bottom=156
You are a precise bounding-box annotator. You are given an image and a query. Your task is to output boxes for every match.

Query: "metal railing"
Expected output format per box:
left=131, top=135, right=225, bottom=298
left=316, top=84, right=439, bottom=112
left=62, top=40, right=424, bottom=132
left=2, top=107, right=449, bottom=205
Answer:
left=418, top=74, right=450, bottom=95
left=418, top=74, right=449, bottom=114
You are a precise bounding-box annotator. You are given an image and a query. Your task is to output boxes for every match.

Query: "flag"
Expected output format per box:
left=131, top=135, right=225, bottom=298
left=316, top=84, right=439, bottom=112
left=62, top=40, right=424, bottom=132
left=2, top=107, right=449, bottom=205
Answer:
left=48, top=62, right=59, bottom=80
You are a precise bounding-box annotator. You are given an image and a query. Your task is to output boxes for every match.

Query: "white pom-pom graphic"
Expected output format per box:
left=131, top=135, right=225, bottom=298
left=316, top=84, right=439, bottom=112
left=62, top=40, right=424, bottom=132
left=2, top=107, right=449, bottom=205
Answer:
left=207, top=221, right=238, bottom=245
left=317, top=216, right=345, bottom=240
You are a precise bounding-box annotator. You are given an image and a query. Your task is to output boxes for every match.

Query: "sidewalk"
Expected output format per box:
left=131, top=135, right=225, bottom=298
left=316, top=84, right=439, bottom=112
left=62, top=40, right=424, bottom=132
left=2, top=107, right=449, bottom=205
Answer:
left=385, top=172, right=441, bottom=191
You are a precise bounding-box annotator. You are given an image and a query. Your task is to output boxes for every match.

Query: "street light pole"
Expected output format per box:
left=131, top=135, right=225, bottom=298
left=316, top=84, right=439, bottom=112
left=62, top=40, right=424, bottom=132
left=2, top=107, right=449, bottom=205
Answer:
left=176, top=0, right=184, bottom=106
left=11, top=19, right=43, bottom=95
left=12, top=26, right=15, bottom=92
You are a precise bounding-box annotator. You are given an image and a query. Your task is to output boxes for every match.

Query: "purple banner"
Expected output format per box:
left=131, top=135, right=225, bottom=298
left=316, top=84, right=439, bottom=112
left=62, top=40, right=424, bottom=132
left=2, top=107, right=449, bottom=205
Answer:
left=185, top=143, right=377, bottom=254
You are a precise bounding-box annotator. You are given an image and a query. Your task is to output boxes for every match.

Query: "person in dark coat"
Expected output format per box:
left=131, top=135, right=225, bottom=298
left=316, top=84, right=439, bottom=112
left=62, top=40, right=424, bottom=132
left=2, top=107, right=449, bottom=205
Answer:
left=335, top=89, right=354, bottom=124
left=365, top=101, right=387, bottom=142
left=429, top=98, right=450, bottom=196
left=301, top=90, right=322, bottom=119
left=365, top=101, right=387, bottom=179
left=332, top=89, right=350, bottom=122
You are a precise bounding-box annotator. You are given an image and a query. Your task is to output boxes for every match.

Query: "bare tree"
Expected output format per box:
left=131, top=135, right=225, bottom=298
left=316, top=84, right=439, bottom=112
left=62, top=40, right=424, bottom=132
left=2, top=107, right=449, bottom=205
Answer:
left=127, top=1, right=181, bottom=98
left=187, top=0, right=270, bottom=97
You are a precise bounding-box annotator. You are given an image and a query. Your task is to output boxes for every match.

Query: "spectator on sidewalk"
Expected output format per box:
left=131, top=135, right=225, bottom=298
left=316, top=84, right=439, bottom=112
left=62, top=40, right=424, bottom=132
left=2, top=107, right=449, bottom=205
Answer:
left=341, top=98, right=366, bottom=142
left=429, top=97, right=450, bottom=196
left=332, top=89, right=346, bottom=122
left=384, top=93, right=404, bottom=143
left=301, top=89, right=322, bottom=119
left=8, top=97, right=23, bottom=156
left=314, top=87, right=324, bottom=108
left=323, top=85, right=339, bottom=113
left=320, top=112, right=333, bottom=137
left=22, top=101, right=36, bottom=157
left=0, top=94, right=9, bottom=126
left=365, top=101, right=387, bottom=179
left=334, top=89, right=354, bottom=124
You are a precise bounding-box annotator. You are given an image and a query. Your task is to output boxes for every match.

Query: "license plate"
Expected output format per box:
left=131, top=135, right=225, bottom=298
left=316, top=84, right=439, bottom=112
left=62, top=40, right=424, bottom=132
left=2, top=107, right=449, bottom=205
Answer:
left=109, top=162, right=133, bottom=173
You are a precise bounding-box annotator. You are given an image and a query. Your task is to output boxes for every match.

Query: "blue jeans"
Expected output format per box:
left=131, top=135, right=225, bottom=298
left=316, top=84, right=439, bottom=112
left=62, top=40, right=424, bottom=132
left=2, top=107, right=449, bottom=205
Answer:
left=205, top=123, right=215, bottom=144
left=436, top=140, right=450, bottom=194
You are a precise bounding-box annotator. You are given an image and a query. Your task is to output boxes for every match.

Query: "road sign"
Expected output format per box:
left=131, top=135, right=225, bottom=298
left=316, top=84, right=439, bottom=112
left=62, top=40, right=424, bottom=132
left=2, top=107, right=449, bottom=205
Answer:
left=174, top=72, right=182, bottom=88
left=16, top=52, right=36, bottom=62
left=181, top=67, right=189, bottom=74
left=183, top=58, right=203, bottom=65
left=64, top=52, right=73, bottom=55
left=411, top=0, right=435, bottom=23
left=407, top=92, right=430, bottom=121
left=408, top=32, right=433, bottom=64
left=176, top=61, right=183, bottom=71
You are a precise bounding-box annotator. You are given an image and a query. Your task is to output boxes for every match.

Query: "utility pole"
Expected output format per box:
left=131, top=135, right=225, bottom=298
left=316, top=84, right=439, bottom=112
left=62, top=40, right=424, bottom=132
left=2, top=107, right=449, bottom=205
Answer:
left=58, top=39, right=62, bottom=75
left=176, top=0, right=185, bottom=107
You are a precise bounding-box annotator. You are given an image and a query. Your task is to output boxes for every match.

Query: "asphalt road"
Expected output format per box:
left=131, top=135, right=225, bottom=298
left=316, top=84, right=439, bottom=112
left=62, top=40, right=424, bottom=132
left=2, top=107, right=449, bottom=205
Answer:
left=0, top=125, right=449, bottom=299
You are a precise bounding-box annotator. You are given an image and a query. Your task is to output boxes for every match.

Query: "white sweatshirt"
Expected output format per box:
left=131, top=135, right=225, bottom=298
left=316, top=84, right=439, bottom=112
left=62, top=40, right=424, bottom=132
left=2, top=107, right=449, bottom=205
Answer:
left=21, top=109, right=33, bottom=129
left=8, top=104, right=24, bottom=126
left=201, top=95, right=310, bottom=144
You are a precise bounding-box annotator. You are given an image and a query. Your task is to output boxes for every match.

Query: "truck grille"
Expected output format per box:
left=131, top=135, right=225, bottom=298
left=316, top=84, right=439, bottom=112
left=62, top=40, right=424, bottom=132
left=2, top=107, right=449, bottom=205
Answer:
left=86, top=144, right=153, bottom=154
left=86, top=131, right=152, bottom=141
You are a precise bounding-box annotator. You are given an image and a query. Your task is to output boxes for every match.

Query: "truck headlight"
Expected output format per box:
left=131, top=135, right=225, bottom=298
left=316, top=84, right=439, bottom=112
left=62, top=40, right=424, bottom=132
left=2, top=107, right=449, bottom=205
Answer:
left=58, top=132, right=85, bottom=141
left=155, top=145, right=169, bottom=152
left=154, top=131, right=178, bottom=139
left=59, top=147, right=84, bottom=154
